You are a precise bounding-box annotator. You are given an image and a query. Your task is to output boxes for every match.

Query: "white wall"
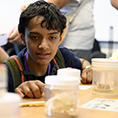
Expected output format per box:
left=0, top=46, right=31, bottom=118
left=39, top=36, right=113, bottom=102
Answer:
left=0, top=0, right=118, bottom=42
left=0, top=0, right=36, bottom=34
left=94, top=0, right=118, bottom=42
left=93, top=0, right=118, bottom=58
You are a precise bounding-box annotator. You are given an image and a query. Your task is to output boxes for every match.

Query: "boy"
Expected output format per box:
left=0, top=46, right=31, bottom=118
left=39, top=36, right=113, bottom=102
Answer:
left=4, top=0, right=92, bottom=98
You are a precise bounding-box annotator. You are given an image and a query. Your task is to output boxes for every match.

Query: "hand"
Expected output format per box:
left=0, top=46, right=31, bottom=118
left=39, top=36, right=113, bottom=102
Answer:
left=15, top=80, right=45, bottom=98
left=8, top=26, right=22, bottom=45
left=81, top=68, right=92, bottom=84
left=21, top=4, right=29, bottom=12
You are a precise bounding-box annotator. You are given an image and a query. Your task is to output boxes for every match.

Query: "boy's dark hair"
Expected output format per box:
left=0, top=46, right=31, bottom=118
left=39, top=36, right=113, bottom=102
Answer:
left=18, top=0, right=67, bottom=35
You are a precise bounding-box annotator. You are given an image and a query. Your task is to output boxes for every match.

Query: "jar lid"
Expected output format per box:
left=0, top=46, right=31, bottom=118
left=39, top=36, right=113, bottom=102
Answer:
left=92, top=58, right=118, bottom=67
left=45, top=75, right=80, bottom=86
left=57, top=68, right=80, bottom=77
left=0, top=92, right=21, bottom=115
left=0, top=92, right=21, bottom=104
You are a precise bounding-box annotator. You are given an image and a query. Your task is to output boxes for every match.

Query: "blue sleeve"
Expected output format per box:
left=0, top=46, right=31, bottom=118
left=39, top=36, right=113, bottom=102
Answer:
left=59, top=46, right=82, bottom=71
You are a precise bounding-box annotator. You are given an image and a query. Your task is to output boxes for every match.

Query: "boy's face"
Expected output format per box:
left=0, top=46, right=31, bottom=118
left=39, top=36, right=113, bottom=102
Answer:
left=21, top=16, right=62, bottom=66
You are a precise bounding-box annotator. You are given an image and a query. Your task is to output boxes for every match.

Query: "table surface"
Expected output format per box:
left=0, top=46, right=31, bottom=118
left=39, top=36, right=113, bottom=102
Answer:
left=20, top=85, right=118, bottom=118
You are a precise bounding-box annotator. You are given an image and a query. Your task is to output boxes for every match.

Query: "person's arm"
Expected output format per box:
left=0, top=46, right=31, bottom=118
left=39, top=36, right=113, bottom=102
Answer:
left=7, top=26, right=22, bottom=45
left=46, top=0, right=71, bottom=9
left=79, top=58, right=92, bottom=84
left=110, top=0, right=118, bottom=10
left=7, top=4, right=26, bottom=45
left=0, top=47, right=9, bottom=63
left=21, top=4, right=29, bottom=12
left=59, top=47, right=92, bottom=84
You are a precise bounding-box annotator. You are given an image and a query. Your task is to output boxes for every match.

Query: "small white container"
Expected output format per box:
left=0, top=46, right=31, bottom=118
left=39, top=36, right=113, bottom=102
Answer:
left=0, top=92, right=21, bottom=118
left=44, top=75, right=80, bottom=117
left=57, top=68, right=80, bottom=78
left=92, top=58, right=118, bottom=96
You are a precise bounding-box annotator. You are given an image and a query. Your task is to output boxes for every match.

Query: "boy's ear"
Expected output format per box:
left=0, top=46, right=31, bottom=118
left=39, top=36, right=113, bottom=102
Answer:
left=20, top=33, right=26, bottom=45
left=59, top=35, right=63, bottom=45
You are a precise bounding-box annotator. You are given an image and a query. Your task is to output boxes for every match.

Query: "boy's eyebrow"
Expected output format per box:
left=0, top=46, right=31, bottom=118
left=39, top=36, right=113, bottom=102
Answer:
left=29, top=32, right=39, bottom=35
left=29, top=32, right=59, bottom=35
left=48, top=32, right=59, bottom=35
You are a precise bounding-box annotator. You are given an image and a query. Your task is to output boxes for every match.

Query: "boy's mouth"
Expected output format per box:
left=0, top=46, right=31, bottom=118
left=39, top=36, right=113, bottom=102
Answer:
left=36, top=53, right=50, bottom=58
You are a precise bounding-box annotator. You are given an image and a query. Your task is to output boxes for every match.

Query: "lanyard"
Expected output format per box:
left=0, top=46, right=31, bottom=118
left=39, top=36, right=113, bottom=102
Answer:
left=48, top=62, right=51, bottom=75
left=24, top=52, right=51, bottom=77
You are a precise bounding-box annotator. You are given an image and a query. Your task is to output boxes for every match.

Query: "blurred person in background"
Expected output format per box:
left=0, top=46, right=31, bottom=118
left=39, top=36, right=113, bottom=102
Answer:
left=110, top=0, right=118, bottom=10
left=46, top=0, right=95, bottom=63
left=7, top=4, right=29, bottom=45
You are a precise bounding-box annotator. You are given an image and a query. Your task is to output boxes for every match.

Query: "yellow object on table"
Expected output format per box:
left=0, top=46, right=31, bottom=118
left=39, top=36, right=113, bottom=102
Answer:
left=20, top=101, right=44, bottom=107
left=110, top=49, right=118, bottom=59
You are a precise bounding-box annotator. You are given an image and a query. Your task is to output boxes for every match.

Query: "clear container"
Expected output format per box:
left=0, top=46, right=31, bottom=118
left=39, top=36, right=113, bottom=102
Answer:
left=92, top=58, right=118, bottom=96
left=0, top=92, right=21, bottom=118
left=44, top=75, right=80, bottom=117
left=0, top=64, right=7, bottom=96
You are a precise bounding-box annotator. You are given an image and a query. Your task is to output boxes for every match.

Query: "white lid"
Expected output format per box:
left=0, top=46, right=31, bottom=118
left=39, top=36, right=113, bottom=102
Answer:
left=0, top=93, right=21, bottom=115
left=45, top=75, right=80, bottom=86
left=57, top=68, right=80, bottom=78
left=92, top=58, right=118, bottom=67
left=0, top=92, right=21, bottom=104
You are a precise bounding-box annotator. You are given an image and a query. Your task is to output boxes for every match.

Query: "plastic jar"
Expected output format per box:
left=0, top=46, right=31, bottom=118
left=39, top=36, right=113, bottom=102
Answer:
left=44, top=75, right=80, bottom=117
left=92, top=58, right=118, bottom=96
left=0, top=92, right=21, bottom=118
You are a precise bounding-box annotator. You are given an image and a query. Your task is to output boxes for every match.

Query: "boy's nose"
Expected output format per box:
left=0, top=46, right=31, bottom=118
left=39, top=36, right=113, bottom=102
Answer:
left=38, top=38, right=49, bottom=50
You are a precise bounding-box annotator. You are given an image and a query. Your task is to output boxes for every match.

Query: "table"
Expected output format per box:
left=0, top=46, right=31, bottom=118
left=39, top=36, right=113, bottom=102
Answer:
left=20, top=85, right=118, bottom=118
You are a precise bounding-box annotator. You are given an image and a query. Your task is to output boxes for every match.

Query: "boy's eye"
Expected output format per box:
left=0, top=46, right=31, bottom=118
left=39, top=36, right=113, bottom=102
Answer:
left=29, top=35, right=39, bottom=40
left=49, top=36, right=57, bottom=40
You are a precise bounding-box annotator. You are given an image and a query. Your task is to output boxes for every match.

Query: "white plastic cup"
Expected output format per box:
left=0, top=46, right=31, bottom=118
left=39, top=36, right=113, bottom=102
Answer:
left=0, top=92, right=21, bottom=118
